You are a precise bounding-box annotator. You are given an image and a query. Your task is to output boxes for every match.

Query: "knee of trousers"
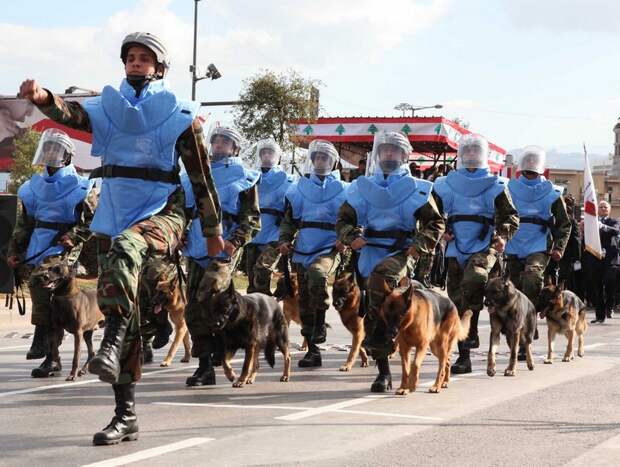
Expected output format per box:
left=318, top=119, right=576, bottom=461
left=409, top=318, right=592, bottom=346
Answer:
left=184, top=298, right=212, bottom=337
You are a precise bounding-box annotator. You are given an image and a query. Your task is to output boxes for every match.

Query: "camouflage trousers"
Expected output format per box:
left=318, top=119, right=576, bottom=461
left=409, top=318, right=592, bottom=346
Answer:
left=138, top=257, right=181, bottom=343
left=96, top=188, right=186, bottom=384
left=246, top=242, right=282, bottom=294
left=294, top=250, right=341, bottom=340
left=446, top=250, right=499, bottom=341
left=507, top=252, right=550, bottom=303
left=184, top=248, right=243, bottom=340
left=364, top=252, right=416, bottom=360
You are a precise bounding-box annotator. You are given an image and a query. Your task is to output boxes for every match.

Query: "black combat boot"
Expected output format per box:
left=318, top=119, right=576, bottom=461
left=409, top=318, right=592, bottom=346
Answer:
left=142, top=340, right=154, bottom=364
left=88, top=313, right=130, bottom=384
left=298, top=342, right=322, bottom=368
left=31, top=353, right=62, bottom=378
left=311, top=310, right=327, bottom=344
left=27, top=325, right=51, bottom=360
left=186, top=356, right=216, bottom=386
left=370, top=357, right=392, bottom=393
left=451, top=343, right=472, bottom=374
left=152, top=320, right=173, bottom=350
left=92, top=383, right=139, bottom=445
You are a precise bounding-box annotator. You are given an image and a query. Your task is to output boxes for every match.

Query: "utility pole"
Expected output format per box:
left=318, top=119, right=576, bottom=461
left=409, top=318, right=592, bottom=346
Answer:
left=191, top=0, right=201, bottom=101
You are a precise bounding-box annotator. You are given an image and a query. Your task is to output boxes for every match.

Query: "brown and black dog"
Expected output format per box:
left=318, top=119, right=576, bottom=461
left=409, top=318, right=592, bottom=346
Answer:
left=536, top=280, right=587, bottom=363
left=209, top=280, right=291, bottom=387
left=380, top=279, right=472, bottom=395
left=331, top=272, right=369, bottom=371
left=35, top=259, right=105, bottom=381
left=484, top=277, right=537, bottom=377
left=274, top=271, right=308, bottom=351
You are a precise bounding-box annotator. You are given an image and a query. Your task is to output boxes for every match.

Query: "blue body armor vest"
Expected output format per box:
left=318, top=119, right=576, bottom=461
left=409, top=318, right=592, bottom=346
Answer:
left=83, top=79, right=199, bottom=238
left=286, top=172, right=348, bottom=268
left=182, top=158, right=259, bottom=268
left=506, top=176, right=561, bottom=259
left=251, top=167, right=294, bottom=246
left=18, top=164, right=93, bottom=265
left=346, top=170, right=432, bottom=278
left=434, top=169, right=507, bottom=267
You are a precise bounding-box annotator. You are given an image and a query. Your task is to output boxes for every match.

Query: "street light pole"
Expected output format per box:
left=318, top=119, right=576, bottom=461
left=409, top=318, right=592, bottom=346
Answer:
left=191, top=0, right=201, bottom=101
left=410, top=104, right=443, bottom=117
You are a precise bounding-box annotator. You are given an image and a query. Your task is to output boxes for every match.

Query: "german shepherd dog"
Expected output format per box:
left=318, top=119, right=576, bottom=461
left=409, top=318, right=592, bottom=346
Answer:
left=209, top=281, right=291, bottom=387
left=536, top=280, right=587, bottom=363
left=34, top=259, right=105, bottom=381
left=484, top=277, right=537, bottom=377
left=331, top=271, right=369, bottom=371
left=380, top=279, right=472, bottom=395
left=274, top=271, right=308, bottom=351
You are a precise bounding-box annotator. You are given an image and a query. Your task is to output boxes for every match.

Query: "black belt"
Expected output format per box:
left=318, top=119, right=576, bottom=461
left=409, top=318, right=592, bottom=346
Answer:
left=34, top=220, right=75, bottom=232
left=260, top=208, right=284, bottom=218
left=90, top=165, right=180, bottom=184
left=365, top=228, right=409, bottom=239
left=223, top=212, right=239, bottom=223
left=448, top=215, right=494, bottom=241
left=299, top=221, right=336, bottom=231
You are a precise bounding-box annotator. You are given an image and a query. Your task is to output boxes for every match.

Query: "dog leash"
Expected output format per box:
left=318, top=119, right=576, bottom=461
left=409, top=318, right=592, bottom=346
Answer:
left=351, top=251, right=368, bottom=318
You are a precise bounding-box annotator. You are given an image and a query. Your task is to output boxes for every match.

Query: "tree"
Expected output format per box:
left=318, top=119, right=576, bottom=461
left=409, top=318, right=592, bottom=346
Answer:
left=233, top=69, right=321, bottom=157
left=8, top=128, right=41, bottom=194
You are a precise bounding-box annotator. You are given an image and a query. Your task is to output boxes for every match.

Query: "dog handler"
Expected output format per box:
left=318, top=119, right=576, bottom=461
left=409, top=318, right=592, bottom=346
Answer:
left=433, top=134, right=519, bottom=374
left=7, top=128, right=96, bottom=378
left=336, top=131, right=444, bottom=392
left=182, top=125, right=260, bottom=387
left=19, top=32, right=224, bottom=445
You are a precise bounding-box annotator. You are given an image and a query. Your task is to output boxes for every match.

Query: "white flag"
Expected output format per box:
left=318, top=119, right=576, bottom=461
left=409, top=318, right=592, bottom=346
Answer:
left=583, top=144, right=603, bottom=258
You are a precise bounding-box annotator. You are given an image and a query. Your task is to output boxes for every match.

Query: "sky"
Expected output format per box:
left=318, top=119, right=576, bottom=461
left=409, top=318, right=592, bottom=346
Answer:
left=1, top=0, right=619, bottom=160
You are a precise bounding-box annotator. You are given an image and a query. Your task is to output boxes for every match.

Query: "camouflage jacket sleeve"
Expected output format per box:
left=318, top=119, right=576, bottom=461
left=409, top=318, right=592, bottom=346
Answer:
left=228, top=184, right=260, bottom=249
left=336, top=201, right=363, bottom=245
left=176, top=118, right=222, bottom=237
left=63, top=189, right=98, bottom=247
left=278, top=201, right=298, bottom=245
left=549, top=196, right=572, bottom=254
left=493, top=189, right=520, bottom=242
left=36, top=90, right=92, bottom=132
left=412, top=194, right=446, bottom=255
left=7, top=202, right=35, bottom=259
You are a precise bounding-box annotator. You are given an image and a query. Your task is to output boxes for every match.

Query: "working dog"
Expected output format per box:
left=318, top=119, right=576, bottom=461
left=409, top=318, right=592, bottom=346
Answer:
left=380, top=279, right=472, bottom=395
left=484, top=277, right=537, bottom=377
left=536, top=280, right=587, bottom=363
left=35, top=259, right=104, bottom=381
left=274, top=271, right=308, bottom=351
left=209, top=280, right=291, bottom=387
left=331, top=271, right=369, bottom=371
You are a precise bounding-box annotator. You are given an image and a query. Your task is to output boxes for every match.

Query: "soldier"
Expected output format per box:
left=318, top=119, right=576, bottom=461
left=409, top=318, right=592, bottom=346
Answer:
left=505, top=147, right=571, bottom=305
left=247, top=139, right=294, bottom=294
left=18, top=32, right=223, bottom=445
left=182, top=126, right=260, bottom=386
left=433, top=134, right=519, bottom=374
left=6, top=128, right=96, bottom=377
left=278, top=139, right=348, bottom=368
left=336, top=131, right=444, bottom=392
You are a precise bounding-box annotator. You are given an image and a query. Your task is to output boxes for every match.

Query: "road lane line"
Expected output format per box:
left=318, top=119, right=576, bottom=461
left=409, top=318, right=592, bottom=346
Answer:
left=153, top=401, right=304, bottom=411
left=81, top=437, right=213, bottom=467
left=334, top=409, right=443, bottom=421
left=0, top=345, right=30, bottom=351
left=275, top=396, right=386, bottom=421
left=583, top=343, right=607, bottom=350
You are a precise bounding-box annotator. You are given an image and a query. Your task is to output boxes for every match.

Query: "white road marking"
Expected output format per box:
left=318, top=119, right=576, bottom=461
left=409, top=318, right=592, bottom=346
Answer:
left=583, top=343, right=607, bottom=350
left=335, top=409, right=442, bottom=421
left=0, top=345, right=30, bottom=351
left=153, top=401, right=304, bottom=411
left=275, top=396, right=387, bottom=421
left=228, top=395, right=280, bottom=400
left=81, top=437, right=214, bottom=467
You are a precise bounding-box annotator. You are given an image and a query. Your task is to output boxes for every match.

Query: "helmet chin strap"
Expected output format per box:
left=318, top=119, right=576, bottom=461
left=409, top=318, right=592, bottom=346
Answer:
left=126, top=73, right=160, bottom=97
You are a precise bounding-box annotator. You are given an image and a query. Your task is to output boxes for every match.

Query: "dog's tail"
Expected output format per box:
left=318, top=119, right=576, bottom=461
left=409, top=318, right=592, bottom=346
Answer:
left=264, top=308, right=288, bottom=368
left=457, top=309, right=473, bottom=341
left=264, top=341, right=276, bottom=368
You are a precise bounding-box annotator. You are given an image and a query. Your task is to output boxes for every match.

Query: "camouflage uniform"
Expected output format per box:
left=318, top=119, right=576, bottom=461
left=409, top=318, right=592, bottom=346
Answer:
left=336, top=194, right=445, bottom=359
left=8, top=189, right=97, bottom=327
left=507, top=196, right=571, bottom=302
left=247, top=243, right=283, bottom=294
left=36, top=91, right=222, bottom=383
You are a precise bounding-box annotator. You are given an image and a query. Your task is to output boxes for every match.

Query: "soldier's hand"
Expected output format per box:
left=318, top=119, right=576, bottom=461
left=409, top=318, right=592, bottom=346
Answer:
left=19, top=79, right=49, bottom=104
left=407, top=245, right=420, bottom=259
left=335, top=240, right=346, bottom=253
left=550, top=249, right=562, bottom=262
left=206, top=235, right=225, bottom=257
left=493, top=237, right=506, bottom=253
left=278, top=242, right=291, bottom=256
left=442, top=232, right=454, bottom=242
left=223, top=241, right=236, bottom=257
left=58, top=235, right=74, bottom=250
left=350, top=237, right=367, bottom=251
left=6, top=256, right=20, bottom=269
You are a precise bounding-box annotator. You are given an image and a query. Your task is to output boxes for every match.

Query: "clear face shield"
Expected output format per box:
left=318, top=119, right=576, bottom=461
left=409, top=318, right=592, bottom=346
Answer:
left=456, top=134, right=489, bottom=170
left=209, top=134, right=236, bottom=164
left=32, top=128, right=75, bottom=168
left=518, top=146, right=546, bottom=175
left=304, top=140, right=338, bottom=176
left=256, top=139, right=281, bottom=169
left=366, top=131, right=410, bottom=176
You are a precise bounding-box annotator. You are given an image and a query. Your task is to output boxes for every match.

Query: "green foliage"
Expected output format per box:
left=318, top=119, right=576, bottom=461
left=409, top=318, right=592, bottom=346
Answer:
left=8, top=128, right=41, bottom=194
left=233, top=69, right=321, bottom=154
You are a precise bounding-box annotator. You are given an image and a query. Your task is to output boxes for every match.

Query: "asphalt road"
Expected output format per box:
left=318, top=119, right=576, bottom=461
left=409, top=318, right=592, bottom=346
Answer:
left=1, top=302, right=619, bottom=467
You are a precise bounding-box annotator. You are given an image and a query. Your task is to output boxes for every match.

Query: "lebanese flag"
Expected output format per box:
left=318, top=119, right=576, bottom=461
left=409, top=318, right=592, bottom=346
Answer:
left=583, top=145, right=603, bottom=259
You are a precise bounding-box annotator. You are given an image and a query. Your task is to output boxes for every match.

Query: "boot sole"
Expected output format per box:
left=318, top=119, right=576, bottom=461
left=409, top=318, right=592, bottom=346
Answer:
left=370, top=382, right=393, bottom=393
left=451, top=366, right=472, bottom=374
left=88, top=360, right=119, bottom=384
left=31, top=369, right=61, bottom=378
left=93, top=432, right=139, bottom=446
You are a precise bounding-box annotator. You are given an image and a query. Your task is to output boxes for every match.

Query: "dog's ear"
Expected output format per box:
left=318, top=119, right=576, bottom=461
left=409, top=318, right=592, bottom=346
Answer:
left=403, top=280, right=415, bottom=309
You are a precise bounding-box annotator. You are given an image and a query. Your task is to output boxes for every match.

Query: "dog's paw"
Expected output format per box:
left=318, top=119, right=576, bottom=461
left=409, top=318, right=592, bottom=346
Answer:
left=232, top=379, right=245, bottom=388
left=339, top=364, right=352, bottom=372
left=578, top=351, right=584, bottom=358
left=78, top=369, right=87, bottom=377
left=487, top=368, right=496, bottom=377
left=160, top=361, right=171, bottom=368
left=441, top=381, right=449, bottom=389
left=527, top=363, right=535, bottom=371
left=65, top=374, right=76, bottom=382
left=544, top=358, right=553, bottom=364
left=360, top=361, right=369, bottom=368
left=428, top=386, right=440, bottom=394
left=395, top=388, right=409, bottom=396
left=181, top=356, right=190, bottom=363
left=280, top=375, right=289, bottom=382
left=504, top=369, right=516, bottom=377
left=562, top=356, right=572, bottom=362
left=225, top=371, right=237, bottom=382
